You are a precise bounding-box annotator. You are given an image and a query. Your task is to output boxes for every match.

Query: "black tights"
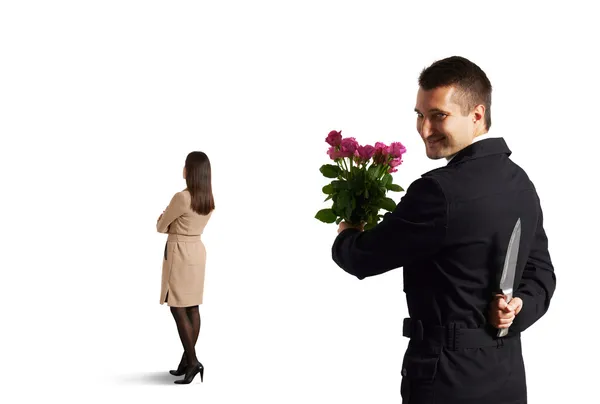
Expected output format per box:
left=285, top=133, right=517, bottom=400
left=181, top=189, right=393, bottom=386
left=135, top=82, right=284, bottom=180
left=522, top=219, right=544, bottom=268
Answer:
left=170, top=305, right=201, bottom=367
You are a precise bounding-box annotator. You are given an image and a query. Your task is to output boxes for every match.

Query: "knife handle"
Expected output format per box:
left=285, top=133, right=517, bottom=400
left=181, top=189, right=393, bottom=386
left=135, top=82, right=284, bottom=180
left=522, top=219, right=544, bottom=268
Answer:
left=496, top=294, right=513, bottom=338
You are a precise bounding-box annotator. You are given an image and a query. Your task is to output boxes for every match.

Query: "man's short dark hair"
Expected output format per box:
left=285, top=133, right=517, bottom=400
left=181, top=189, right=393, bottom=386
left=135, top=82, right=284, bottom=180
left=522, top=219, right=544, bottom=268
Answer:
left=419, top=56, right=492, bottom=130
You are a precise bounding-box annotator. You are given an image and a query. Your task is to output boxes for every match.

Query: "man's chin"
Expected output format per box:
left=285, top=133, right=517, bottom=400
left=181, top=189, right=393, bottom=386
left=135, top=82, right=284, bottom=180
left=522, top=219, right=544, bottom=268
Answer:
left=425, top=144, right=448, bottom=160
left=425, top=151, right=446, bottom=160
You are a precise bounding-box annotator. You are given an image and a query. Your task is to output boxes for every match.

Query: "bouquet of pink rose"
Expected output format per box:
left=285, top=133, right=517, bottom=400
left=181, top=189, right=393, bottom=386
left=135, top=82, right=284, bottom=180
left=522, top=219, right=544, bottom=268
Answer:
left=315, top=130, right=407, bottom=230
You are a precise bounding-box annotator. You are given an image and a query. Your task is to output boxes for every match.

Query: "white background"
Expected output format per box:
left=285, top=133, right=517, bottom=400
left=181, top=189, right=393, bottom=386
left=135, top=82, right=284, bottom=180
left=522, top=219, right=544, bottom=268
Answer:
left=1, top=1, right=597, bottom=403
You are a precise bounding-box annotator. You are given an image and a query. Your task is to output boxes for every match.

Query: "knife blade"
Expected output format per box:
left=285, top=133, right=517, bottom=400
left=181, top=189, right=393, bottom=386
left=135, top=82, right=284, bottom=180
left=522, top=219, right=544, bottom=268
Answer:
left=497, top=218, right=521, bottom=337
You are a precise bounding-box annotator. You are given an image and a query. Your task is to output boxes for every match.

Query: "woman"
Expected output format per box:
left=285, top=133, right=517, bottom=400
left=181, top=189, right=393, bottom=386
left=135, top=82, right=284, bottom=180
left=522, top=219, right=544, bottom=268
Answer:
left=156, top=151, right=215, bottom=385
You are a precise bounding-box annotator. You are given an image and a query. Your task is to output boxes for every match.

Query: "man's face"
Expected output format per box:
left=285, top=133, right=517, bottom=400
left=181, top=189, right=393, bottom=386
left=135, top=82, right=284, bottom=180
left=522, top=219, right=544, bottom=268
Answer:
left=414, top=85, right=480, bottom=160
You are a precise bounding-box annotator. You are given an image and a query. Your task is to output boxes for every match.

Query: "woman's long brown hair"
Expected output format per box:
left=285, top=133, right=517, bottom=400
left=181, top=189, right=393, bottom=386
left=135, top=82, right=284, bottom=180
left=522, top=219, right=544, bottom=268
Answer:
left=185, top=151, right=215, bottom=215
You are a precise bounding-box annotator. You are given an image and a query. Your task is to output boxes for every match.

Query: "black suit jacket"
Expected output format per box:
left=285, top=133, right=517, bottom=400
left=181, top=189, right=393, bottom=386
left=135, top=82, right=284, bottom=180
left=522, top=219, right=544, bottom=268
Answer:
left=332, top=138, right=556, bottom=403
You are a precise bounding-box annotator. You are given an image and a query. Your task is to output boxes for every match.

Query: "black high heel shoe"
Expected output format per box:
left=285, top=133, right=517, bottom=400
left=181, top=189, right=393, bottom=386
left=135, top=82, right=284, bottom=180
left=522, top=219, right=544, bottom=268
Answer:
left=174, top=362, right=204, bottom=384
left=169, top=355, right=187, bottom=376
left=169, top=362, right=186, bottom=376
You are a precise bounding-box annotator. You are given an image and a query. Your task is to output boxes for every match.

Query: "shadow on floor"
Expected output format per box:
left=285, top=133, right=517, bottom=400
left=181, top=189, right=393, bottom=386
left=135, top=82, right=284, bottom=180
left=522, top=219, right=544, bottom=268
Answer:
left=115, top=371, right=185, bottom=385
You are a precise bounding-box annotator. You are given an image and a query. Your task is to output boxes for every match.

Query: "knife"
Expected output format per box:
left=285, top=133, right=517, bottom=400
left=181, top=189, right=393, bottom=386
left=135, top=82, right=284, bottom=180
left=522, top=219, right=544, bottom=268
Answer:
left=497, top=217, right=521, bottom=337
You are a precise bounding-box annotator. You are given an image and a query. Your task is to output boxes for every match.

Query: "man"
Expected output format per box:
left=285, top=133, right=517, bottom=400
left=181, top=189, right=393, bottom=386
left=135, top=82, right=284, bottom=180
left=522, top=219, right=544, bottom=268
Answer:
left=331, top=56, right=556, bottom=404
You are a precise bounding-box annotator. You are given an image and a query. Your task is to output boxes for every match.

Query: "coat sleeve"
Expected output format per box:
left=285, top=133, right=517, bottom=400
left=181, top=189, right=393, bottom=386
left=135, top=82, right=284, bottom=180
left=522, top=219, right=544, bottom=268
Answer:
left=512, top=194, right=556, bottom=332
left=157, top=192, right=187, bottom=233
left=331, top=176, right=448, bottom=279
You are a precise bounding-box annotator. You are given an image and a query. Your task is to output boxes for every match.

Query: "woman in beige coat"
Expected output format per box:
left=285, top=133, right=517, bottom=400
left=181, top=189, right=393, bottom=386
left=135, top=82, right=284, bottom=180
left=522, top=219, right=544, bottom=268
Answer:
left=156, top=151, right=214, bottom=385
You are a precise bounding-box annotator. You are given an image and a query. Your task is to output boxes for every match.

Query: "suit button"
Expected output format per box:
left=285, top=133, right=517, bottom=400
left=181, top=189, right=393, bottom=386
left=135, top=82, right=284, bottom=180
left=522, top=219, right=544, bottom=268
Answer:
left=401, top=368, right=407, bottom=376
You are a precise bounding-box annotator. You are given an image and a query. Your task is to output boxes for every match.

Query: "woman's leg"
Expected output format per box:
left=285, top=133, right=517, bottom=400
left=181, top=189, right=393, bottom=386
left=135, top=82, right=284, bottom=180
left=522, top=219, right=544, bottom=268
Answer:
left=170, top=306, right=199, bottom=368
left=170, top=305, right=201, bottom=374
left=186, top=306, right=201, bottom=346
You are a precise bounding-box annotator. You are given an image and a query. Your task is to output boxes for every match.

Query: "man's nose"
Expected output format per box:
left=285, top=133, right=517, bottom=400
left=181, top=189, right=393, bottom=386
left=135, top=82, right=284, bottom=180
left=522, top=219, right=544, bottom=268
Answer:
left=419, top=118, right=433, bottom=139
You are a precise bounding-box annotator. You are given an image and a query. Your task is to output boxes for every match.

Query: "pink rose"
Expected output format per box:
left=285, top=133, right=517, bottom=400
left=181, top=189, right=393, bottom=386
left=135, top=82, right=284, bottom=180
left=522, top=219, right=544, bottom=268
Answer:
left=373, top=142, right=389, bottom=164
left=389, top=142, right=407, bottom=158
left=327, top=146, right=342, bottom=160
left=336, top=149, right=354, bottom=158
left=388, top=167, right=398, bottom=173
left=389, top=157, right=403, bottom=168
left=357, top=145, right=375, bottom=161
left=328, top=137, right=358, bottom=159
left=374, top=142, right=388, bottom=152
left=326, top=130, right=343, bottom=147
left=340, top=137, right=359, bottom=155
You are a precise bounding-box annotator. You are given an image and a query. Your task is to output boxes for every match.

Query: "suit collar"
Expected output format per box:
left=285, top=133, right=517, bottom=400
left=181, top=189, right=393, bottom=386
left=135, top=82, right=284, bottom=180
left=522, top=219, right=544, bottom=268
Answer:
left=445, top=137, right=512, bottom=166
left=447, top=132, right=496, bottom=163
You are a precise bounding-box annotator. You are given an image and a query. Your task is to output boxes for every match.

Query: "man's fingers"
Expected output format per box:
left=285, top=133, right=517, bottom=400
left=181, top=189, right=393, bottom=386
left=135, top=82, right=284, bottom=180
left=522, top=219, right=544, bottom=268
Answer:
left=489, top=310, right=515, bottom=328
left=489, top=295, right=519, bottom=329
left=490, top=316, right=514, bottom=327
left=497, top=316, right=514, bottom=324
left=507, top=298, right=523, bottom=313
left=497, top=309, right=515, bottom=319
left=493, top=314, right=515, bottom=324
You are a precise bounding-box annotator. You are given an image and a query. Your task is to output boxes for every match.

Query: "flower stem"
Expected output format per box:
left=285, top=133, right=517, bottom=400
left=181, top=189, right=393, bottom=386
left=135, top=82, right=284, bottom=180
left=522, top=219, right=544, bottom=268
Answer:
left=336, top=160, right=344, bottom=179
left=348, top=156, right=353, bottom=178
left=342, top=157, right=349, bottom=176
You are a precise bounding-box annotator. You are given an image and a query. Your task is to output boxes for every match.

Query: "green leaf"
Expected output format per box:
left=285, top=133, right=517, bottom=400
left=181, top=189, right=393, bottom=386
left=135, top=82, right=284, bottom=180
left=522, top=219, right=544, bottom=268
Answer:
left=337, top=190, right=350, bottom=207
left=367, top=165, right=379, bottom=180
left=345, top=205, right=353, bottom=220
left=323, top=195, right=332, bottom=202
left=315, top=209, right=337, bottom=223
left=320, top=164, right=340, bottom=179
left=335, top=217, right=343, bottom=225
left=386, top=183, right=404, bottom=192
left=331, top=180, right=349, bottom=190
left=322, top=184, right=334, bottom=194
left=382, top=174, right=392, bottom=186
left=380, top=197, right=397, bottom=212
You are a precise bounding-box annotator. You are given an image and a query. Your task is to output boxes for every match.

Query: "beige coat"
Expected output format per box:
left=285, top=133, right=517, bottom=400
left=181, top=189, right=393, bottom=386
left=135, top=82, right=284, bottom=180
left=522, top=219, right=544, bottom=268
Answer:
left=157, top=189, right=212, bottom=307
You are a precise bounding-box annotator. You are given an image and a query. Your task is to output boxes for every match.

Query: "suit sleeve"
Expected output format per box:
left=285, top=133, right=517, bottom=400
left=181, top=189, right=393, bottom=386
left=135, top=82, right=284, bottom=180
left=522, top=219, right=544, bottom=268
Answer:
left=331, top=177, right=448, bottom=279
left=156, top=192, right=187, bottom=233
left=512, top=194, right=556, bottom=332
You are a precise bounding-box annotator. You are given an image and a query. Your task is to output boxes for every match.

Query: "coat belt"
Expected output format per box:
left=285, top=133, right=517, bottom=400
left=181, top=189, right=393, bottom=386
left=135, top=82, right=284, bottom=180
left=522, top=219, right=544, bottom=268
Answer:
left=402, top=317, right=519, bottom=350
left=166, top=234, right=202, bottom=242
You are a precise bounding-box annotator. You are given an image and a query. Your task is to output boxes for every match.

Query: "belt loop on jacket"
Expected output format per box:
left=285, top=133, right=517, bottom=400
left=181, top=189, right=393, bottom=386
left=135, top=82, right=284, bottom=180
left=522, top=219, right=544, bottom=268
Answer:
left=446, top=323, right=456, bottom=351
left=402, top=318, right=424, bottom=341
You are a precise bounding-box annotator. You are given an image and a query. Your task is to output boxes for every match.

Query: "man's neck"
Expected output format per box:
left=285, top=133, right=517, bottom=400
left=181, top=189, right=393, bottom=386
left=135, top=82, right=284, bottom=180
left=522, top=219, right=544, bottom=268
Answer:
left=446, top=131, right=494, bottom=163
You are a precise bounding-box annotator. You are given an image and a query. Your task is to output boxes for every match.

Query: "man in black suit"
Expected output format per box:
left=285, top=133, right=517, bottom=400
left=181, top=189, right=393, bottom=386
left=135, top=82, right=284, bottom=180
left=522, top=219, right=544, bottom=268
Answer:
left=332, top=56, right=556, bottom=404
